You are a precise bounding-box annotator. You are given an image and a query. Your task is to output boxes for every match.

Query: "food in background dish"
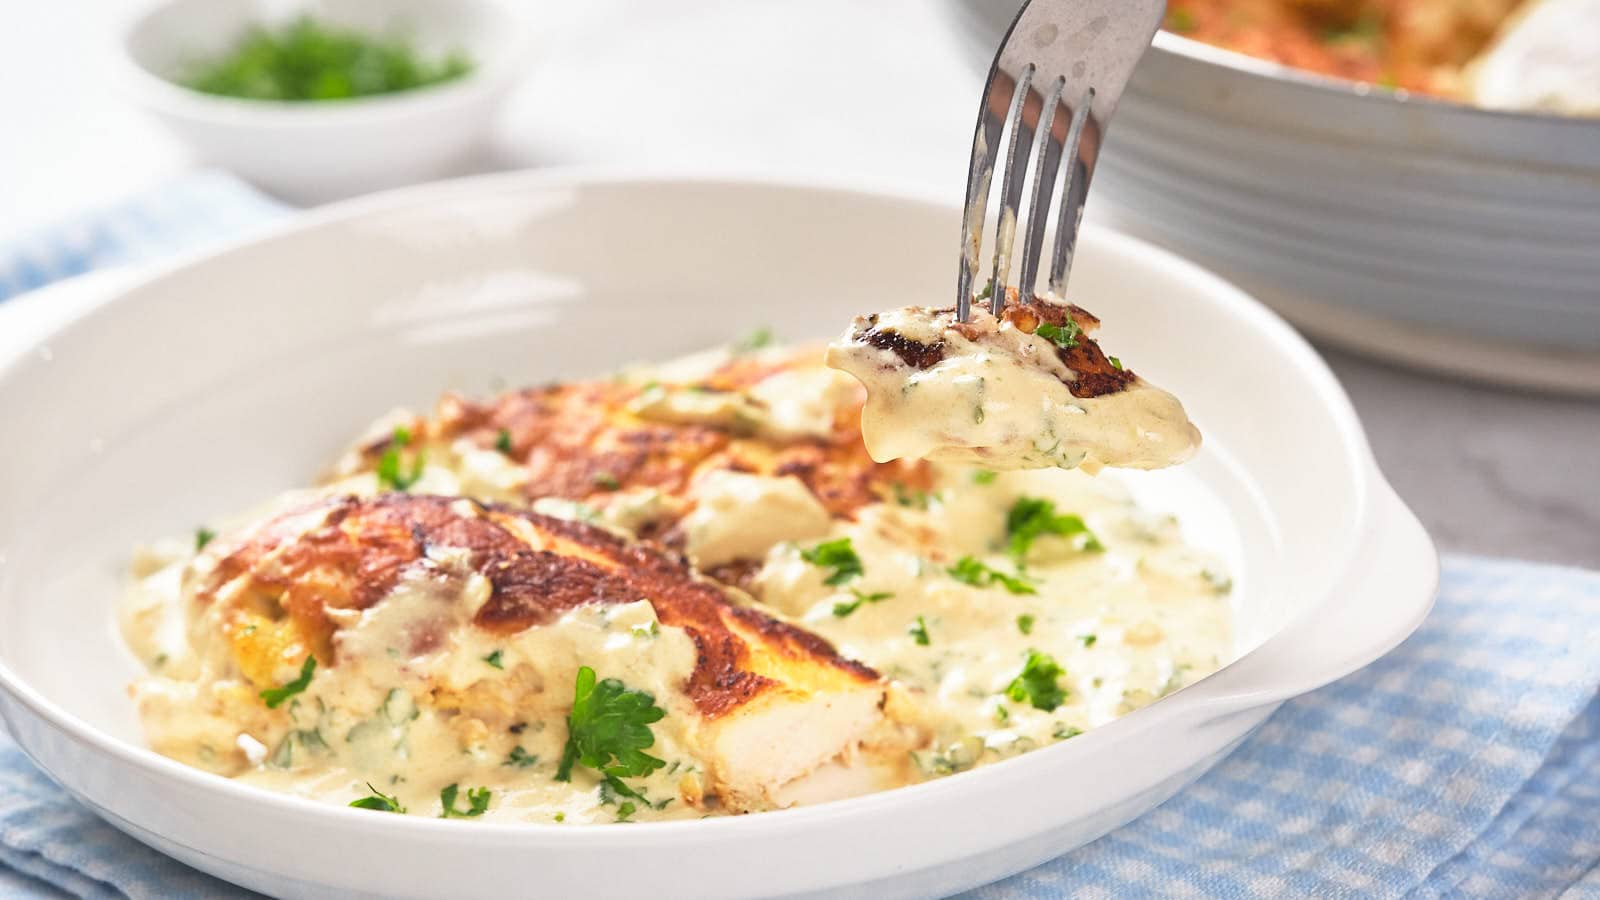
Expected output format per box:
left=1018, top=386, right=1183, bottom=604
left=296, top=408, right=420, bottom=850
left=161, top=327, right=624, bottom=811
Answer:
left=1162, top=0, right=1600, bottom=114
left=825, top=297, right=1199, bottom=472
left=178, top=16, right=472, bottom=101
left=121, top=338, right=1233, bottom=823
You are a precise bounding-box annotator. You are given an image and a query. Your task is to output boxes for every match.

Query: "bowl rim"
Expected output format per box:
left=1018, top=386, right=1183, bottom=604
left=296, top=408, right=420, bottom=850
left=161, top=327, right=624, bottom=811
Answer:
left=109, top=0, right=531, bottom=127
left=0, top=167, right=1423, bottom=847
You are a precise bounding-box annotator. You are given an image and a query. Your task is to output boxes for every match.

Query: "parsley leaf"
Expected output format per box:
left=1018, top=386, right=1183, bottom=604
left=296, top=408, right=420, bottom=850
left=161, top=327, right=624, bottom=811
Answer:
left=615, top=800, right=638, bottom=821
left=495, top=428, right=513, bottom=454
left=555, top=666, right=667, bottom=796
left=1079, top=633, right=1098, bottom=648
left=439, top=783, right=491, bottom=818
left=1016, top=614, right=1036, bottom=635
left=259, top=655, right=316, bottom=709
left=1034, top=319, right=1082, bottom=349
left=376, top=426, right=425, bottom=491
left=832, top=589, right=892, bottom=618
left=593, top=472, right=621, bottom=491
left=801, top=538, right=863, bottom=586
left=195, top=527, right=216, bottom=551
left=349, top=782, right=405, bottom=813
left=1006, top=650, right=1068, bottom=712
left=731, top=327, right=775, bottom=354
left=1053, top=723, right=1084, bottom=740
left=1109, top=356, right=1124, bottom=371
left=1006, top=497, right=1104, bottom=561
left=947, top=556, right=1036, bottom=594
left=908, top=615, right=931, bottom=646
left=971, top=470, right=998, bottom=485
left=483, top=650, right=504, bottom=669
left=505, top=746, right=538, bottom=768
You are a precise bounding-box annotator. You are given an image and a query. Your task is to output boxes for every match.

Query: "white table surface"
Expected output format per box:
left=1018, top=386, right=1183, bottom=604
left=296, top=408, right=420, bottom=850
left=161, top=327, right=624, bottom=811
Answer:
left=5, top=0, right=1598, bottom=567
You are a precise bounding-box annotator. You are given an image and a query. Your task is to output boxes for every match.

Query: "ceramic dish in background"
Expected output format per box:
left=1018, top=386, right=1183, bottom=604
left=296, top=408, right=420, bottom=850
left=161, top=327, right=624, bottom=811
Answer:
left=0, top=172, right=1436, bottom=898
left=946, top=0, right=1600, bottom=396
left=114, top=0, right=529, bottom=204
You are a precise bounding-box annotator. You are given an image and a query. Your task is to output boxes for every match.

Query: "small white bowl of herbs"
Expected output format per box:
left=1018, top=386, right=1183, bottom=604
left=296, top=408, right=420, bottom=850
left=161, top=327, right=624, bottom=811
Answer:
left=117, top=0, right=528, bottom=202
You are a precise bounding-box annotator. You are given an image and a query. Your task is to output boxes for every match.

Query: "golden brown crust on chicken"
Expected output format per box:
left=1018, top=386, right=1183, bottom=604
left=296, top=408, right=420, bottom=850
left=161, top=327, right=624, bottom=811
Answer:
left=198, top=494, right=877, bottom=719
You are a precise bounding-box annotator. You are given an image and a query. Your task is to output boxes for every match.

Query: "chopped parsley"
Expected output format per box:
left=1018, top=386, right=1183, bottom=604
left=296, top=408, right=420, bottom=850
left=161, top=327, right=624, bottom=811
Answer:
left=495, top=428, right=513, bottom=454
left=259, top=655, right=316, bottom=709
left=593, top=472, right=621, bottom=491
left=1109, top=356, right=1124, bottom=371
left=731, top=327, right=775, bottom=354
left=801, top=538, right=863, bottom=586
left=615, top=800, right=638, bottom=822
left=1006, top=497, right=1104, bottom=561
left=1034, top=318, right=1082, bottom=350
left=555, top=666, right=667, bottom=805
left=1006, top=650, right=1068, bottom=712
left=947, top=556, right=1035, bottom=594
left=1016, top=614, right=1036, bottom=635
left=439, top=783, right=491, bottom=819
left=832, top=589, right=893, bottom=618
left=554, top=811, right=566, bottom=822
left=1164, top=8, right=1197, bottom=32
left=194, top=527, right=216, bottom=551
left=1079, top=633, right=1098, bottom=648
left=349, top=783, right=405, bottom=813
left=908, top=615, right=931, bottom=646
left=505, top=746, right=538, bottom=768
left=376, top=426, right=425, bottom=491
left=971, top=470, right=998, bottom=485
left=892, top=483, right=932, bottom=509
left=1053, top=723, right=1084, bottom=740
left=483, top=650, right=504, bottom=669
left=994, top=705, right=1010, bottom=725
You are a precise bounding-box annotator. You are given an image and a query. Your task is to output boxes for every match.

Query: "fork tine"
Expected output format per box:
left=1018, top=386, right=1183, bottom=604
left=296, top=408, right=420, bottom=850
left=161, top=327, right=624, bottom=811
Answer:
left=1017, top=76, right=1068, bottom=302
left=1047, top=87, right=1097, bottom=296
left=956, top=71, right=1019, bottom=321
left=987, top=64, right=1037, bottom=317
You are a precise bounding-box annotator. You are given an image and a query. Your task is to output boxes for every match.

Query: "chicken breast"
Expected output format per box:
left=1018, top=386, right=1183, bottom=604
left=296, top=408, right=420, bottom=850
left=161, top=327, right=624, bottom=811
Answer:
left=825, top=297, right=1200, bottom=472
left=137, top=493, right=919, bottom=815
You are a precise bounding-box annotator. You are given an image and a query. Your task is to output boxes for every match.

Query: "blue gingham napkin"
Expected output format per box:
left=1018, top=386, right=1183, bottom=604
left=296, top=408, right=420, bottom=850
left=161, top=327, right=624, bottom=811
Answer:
left=3, top=178, right=1600, bottom=898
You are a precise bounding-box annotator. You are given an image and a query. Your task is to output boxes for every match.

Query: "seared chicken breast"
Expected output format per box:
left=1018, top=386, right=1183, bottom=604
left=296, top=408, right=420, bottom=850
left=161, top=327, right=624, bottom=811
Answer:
left=132, top=493, right=919, bottom=815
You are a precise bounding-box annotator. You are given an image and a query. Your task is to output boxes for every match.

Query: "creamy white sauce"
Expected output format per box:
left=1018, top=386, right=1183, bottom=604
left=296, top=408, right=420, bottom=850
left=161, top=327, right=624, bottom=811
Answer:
left=120, top=343, right=1232, bottom=823
left=825, top=307, right=1200, bottom=472
left=1469, top=0, right=1600, bottom=115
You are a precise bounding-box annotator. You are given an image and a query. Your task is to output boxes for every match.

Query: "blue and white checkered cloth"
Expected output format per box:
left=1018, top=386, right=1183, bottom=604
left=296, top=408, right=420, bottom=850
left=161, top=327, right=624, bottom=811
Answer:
left=2, top=175, right=1598, bottom=898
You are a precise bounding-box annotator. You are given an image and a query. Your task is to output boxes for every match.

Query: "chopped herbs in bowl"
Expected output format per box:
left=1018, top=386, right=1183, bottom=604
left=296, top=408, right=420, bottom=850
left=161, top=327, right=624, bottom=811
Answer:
left=179, top=16, right=473, bottom=102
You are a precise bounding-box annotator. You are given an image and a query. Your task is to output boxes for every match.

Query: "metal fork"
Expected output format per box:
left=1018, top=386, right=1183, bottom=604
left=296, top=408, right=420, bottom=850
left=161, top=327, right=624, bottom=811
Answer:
left=956, top=0, right=1167, bottom=321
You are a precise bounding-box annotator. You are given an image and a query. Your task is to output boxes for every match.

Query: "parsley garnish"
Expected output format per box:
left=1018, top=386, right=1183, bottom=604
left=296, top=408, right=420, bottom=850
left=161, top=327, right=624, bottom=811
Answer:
left=731, top=327, right=775, bottom=355
left=1016, top=614, right=1036, bottom=635
left=1034, top=319, right=1082, bottom=349
left=195, top=527, right=216, bottom=551
left=505, top=746, right=538, bottom=768
left=349, top=783, right=405, bottom=813
left=971, top=470, right=998, bottom=485
left=439, top=783, right=491, bottom=818
left=892, top=483, right=932, bottom=509
left=1053, top=723, right=1084, bottom=740
left=593, top=472, right=621, bottom=491
left=615, top=800, right=638, bottom=821
left=494, top=428, right=513, bottom=454
left=801, top=538, right=863, bottom=586
left=1109, top=356, right=1124, bottom=370
left=259, top=655, right=316, bottom=709
left=994, top=705, right=1010, bottom=724
left=908, top=615, right=931, bottom=646
left=947, top=556, right=1036, bottom=594
left=483, top=650, right=504, bottom=669
left=1079, top=633, right=1098, bottom=648
left=1006, top=650, right=1068, bottom=712
left=555, top=666, right=667, bottom=803
left=376, top=426, right=425, bottom=491
left=832, top=589, right=892, bottom=618
left=1006, top=497, right=1104, bottom=561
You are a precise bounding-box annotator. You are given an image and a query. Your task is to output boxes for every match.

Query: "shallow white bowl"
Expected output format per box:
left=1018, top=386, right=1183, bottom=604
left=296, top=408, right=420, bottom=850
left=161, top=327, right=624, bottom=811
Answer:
left=946, top=0, right=1600, bottom=388
left=0, top=171, right=1436, bottom=898
left=115, top=0, right=528, bottom=203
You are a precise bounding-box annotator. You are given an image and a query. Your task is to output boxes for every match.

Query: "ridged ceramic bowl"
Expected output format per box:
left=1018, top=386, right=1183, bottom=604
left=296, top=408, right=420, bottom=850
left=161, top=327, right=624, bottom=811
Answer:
left=947, top=0, right=1600, bottom=393
left=0, top=172, right=1436, bottom=898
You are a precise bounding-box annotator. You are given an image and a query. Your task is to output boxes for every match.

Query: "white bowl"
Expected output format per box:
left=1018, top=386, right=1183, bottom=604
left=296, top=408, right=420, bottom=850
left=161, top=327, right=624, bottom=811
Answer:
left=945, top=0, right=1600, bottom=387
left=114, top=0, right=528, bottom=203
left=0, top=171, right=1436, bottom=898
